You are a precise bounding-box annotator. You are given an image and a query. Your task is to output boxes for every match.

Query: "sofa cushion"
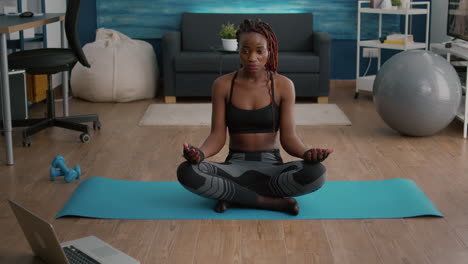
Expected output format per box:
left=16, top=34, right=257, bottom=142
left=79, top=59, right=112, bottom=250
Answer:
left=182, top=13, right=314, bottom=52
left=277, top=52, right=319, bottom=73
left=174, top=52, right=319, bottom=73
left=174, top=52, right=225, bottom=72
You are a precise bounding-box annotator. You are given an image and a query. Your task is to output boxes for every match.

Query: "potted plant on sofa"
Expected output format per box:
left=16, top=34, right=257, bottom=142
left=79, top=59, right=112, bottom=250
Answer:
left=219, top=22, right=238, bottom=51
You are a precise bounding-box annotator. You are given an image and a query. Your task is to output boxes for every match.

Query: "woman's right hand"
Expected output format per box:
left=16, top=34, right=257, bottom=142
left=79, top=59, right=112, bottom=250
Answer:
left=303, top=148, right=333, bottom=163
left=183, top=143, right=205, bottom=164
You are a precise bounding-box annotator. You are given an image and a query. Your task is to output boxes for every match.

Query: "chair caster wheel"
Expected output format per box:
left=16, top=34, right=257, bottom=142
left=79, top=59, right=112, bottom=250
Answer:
left=80, top=133, right=90, bottom=143
left=93, top=120, right=101, bottom=130
left=23, top=138, right=31, bottom=147
left=354, top=92, right=359, bottom=99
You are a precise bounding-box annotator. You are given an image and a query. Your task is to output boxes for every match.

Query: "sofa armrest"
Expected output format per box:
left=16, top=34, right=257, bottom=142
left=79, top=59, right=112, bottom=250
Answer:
left=313, top=31, right=331, bottom=96
left=162, top=31, right=181, bottom=97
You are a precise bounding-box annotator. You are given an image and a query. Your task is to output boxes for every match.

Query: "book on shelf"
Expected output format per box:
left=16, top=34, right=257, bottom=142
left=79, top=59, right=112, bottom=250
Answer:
left=383, top=40, right=414, bottom=45
left=386, top=33, right=413, bottom=42
left=383, top=33, right=414, bottom=45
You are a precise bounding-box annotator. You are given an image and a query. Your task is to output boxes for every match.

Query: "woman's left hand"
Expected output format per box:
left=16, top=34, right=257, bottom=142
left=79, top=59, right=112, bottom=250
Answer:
left=303, top=148, right=333, bottom=163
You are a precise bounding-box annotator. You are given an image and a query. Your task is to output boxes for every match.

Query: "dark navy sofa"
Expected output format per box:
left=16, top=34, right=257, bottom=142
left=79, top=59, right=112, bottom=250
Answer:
left=162, top=13, right=331, bottom=103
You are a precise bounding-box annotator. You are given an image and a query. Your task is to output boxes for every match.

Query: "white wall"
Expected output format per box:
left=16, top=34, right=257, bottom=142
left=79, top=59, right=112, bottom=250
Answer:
left=0, top=0, right=25, bottom=13
left=430, top=0, right=452, bottom=43
left=45, top=0, right=66, bottom=88
left=45, top=0, right=66, bottom=48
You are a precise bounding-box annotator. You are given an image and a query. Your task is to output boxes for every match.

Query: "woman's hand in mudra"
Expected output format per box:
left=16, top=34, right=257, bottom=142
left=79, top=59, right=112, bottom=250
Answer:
left=303, top=148, right=333, bottom=163
left=183, top=143, right=205, bottom=164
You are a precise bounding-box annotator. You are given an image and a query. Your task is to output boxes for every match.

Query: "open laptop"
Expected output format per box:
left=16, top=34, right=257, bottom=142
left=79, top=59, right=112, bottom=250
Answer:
left=8, top=199, right=140, bottom=264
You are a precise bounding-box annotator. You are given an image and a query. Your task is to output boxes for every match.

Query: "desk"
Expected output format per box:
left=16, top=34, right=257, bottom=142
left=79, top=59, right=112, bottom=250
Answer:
left=0, top=13, right=65, bottom=165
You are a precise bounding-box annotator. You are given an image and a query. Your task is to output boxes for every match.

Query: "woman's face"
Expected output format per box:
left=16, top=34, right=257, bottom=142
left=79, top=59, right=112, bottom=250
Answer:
left=238, top=32, right=269, bottom=72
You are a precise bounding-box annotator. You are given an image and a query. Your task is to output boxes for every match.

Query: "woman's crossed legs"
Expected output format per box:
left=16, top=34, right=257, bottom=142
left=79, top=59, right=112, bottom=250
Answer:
left=177, top=151, right=326, bottom=215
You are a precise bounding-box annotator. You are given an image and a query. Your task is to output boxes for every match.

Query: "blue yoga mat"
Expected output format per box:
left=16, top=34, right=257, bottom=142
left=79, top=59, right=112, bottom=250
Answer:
left=56, top=177, right=442, bottom=220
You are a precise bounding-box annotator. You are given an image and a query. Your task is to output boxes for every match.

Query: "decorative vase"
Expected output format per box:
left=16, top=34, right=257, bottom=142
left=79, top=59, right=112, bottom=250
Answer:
left=221, top=39, right=237, bottom=51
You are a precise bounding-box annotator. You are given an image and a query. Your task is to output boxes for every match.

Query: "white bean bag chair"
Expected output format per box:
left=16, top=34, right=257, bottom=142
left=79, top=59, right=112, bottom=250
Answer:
left=71, top=28, right=158, bottom=102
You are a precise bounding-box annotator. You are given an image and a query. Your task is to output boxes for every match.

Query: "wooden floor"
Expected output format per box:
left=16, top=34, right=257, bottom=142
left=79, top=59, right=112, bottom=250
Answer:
left=1, top=81, right=468, bottom=264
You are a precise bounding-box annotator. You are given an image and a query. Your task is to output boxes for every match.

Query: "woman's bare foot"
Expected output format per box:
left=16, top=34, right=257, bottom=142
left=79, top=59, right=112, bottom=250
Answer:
left=214, top=197, right=299, bottom=215
left=213, top=201, right=246, bottom=213
left=214, top=200, right=229, bottom=213
left=257, top=196, right=300, bottom=216
left=284, top=198, right=300, bottom=216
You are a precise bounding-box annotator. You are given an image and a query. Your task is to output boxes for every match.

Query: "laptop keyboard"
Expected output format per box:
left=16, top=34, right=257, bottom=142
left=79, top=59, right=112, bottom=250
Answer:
left=63, top=245, right=101, bottom=264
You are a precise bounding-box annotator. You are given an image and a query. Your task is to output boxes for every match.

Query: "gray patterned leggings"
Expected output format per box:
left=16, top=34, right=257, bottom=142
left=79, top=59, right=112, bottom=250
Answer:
left=177, top=149, right=326, bottom=205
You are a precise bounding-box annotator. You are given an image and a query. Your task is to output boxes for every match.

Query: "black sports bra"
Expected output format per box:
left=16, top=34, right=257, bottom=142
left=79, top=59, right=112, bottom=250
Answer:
left=226, top=71, right=280, bottom=134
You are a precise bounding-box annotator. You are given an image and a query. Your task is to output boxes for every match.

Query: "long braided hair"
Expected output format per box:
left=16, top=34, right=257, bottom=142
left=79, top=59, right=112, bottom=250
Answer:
left=236, top=18, right=279, bottom=132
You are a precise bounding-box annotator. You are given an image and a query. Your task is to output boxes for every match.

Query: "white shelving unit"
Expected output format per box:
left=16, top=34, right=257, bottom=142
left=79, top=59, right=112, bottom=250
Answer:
left=431, top=43, right=468, bottom=138
left=355, top=0, right=430, bottom=98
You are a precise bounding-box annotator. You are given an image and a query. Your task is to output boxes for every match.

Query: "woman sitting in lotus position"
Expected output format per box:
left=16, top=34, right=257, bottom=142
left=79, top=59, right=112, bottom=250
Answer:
left=177, top=18, right=332, bottom=215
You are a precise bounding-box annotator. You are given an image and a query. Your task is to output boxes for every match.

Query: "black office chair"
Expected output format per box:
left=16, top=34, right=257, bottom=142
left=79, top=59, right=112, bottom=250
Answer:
left=7, top=0, right=100, bottom=147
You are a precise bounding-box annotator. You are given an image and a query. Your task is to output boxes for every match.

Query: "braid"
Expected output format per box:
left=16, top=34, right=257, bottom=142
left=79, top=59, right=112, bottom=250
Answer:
left=237, top=19, right=279, bottom=132
left=236, top=19, right=279, bottom=72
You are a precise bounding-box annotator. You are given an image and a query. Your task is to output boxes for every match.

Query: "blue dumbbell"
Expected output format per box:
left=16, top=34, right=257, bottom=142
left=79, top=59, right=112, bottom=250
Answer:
left=50, top=167, right=65, bottom=181
left=50, top=156, right=81, bottom=183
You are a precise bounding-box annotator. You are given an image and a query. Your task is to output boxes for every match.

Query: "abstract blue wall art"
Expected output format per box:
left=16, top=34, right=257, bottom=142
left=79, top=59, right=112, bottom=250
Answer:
left=96, top=0, right=399, bottom=40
